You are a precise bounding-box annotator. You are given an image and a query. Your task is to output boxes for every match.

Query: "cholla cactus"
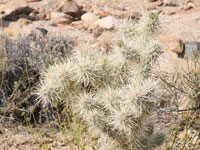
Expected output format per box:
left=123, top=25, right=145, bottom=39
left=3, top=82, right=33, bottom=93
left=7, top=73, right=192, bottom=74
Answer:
left=36, top=11, right=165, bottom=149
left=73, top=79, right=162, bottom=150
left=116, top=11, right=160, bottom=79
left=37, top=43, right=126, bottom=106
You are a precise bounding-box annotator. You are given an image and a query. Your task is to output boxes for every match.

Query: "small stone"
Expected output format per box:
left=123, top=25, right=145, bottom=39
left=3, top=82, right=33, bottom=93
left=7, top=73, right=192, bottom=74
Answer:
left=160, top=36, right=184, bottom=55
left=110, top=10, right=127, bottom=18
left=111, top=10, right=141, bottom=19
left=182, top=2, right=194, bottom=11
left=58, top=0, right=82, bottom=17
left=163, top=0, right=179, bottom=7
left=14, top=134, right=30, bottom=145
left=29, top=12, right=37, bottom=17
left=36, top=27, right=48, bottom=35
left=97, top=31, right=116, bottom=46
left=18, top=18, right=32, bottom=25
left=45, top=13, right=51, bottom=20
left=54, top=17, right=72, bottom=25
left=94, top=16, right=115, bottom=30
left=51, top=12, right=69, bottom=19
left=81, top=12, right=99, bottom=23
left=93, top=27, right=104, bottom=38
left=98, top=10, right=110, bottom=17
left=36, top=13, right=46, bottom=20
left=51, top=12, right=72, bottom=25
left=147, top=1, right=164, bottom=10
left=89, top=24, right=99, bottom=31
left=39, top=8, right=46, bottom=14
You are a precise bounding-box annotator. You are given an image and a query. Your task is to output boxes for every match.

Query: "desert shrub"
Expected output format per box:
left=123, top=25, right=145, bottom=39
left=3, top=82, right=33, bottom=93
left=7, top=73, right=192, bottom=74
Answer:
left=0, top=32, right=73, bottom=123
left=36, top=12, right=165, bottom=149
left=156, top=54, right=200, bottom=149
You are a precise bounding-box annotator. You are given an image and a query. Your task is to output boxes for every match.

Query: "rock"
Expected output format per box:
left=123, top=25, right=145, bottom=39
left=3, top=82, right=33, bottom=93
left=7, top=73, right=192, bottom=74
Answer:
left=98, top=10, right=111, bottom=17
left=54, top=17, right=72, bottom=25
left=36, top=27, right=48, bottom=35
left=29, top=12, right=37, bottom=17
left=88, top=23, right=99, bottom=31
left=160, top=36, right=184, bottom=55
left=35, top=12, right=46, bottom=20
left=58, top=0, right=82, bottom=17
left=93, top=27, right=104, bottom=38
left=14, top=134, right=30, bottom=145
left=25, top=0, right=41, bottom=2
left=51, top=12, right=72, bottom=25
left=45, top=13, right=51, bottom=20
left=18, top=18, right=32, bottom=25
left=1, top=5, right=34, bottom=21
left=81, top=12, right=99, bottom=23
left=94, top=16, right=115, bottom=30
left=97, top=31, right=116, bottom=46
left=181, top=2, right=194, bottom=11
left=109, top=10, right=127, bottom=18
left=165, top=40, right=183, bottom=55
left=147, top=1, right=164, bottom=10
left=19, top=14, right=34, bottom=20
left=51, top=12, right=70, bottom=19
left=163, top=0, right=179, bottom=7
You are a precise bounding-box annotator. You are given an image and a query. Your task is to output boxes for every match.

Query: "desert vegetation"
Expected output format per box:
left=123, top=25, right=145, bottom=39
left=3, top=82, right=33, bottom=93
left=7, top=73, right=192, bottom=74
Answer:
left=35, top=11, right=165, bottom=150
left=0, top=0, right=200, bottom=150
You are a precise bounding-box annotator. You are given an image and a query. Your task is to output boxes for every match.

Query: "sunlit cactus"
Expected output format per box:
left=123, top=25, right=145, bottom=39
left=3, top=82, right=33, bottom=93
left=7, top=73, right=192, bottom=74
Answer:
left=73, top=78, right=162, bottom=150
left=36, top=11, right=165, bottom=150
left=36, top=61, right=77, bottom=106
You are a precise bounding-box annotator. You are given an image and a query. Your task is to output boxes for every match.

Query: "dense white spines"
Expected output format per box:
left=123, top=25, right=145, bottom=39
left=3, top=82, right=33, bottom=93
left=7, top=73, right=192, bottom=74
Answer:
left=36, top=11, right=164, bottom=150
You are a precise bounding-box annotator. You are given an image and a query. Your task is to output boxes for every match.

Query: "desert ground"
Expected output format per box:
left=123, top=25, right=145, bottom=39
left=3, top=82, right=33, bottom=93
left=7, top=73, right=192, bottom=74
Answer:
left=0, top=0, right=200, bottom=150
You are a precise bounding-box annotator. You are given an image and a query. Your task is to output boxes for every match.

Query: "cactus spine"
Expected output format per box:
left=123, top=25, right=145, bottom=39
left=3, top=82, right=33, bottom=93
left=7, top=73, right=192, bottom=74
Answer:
left=36, top=11, right=165, bottom=150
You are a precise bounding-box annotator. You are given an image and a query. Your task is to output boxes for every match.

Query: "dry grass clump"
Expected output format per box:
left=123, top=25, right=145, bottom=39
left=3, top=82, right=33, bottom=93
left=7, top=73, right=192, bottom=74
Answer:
left=156, top=57, right=200, bottom=150
left=36, top=11, right=165, bottom=150
left=0, top=32, right=73, bottom=123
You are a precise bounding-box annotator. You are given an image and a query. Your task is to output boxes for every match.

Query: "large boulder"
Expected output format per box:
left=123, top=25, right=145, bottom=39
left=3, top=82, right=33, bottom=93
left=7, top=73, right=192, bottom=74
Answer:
left=0, top=5, right=34, bottom=21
